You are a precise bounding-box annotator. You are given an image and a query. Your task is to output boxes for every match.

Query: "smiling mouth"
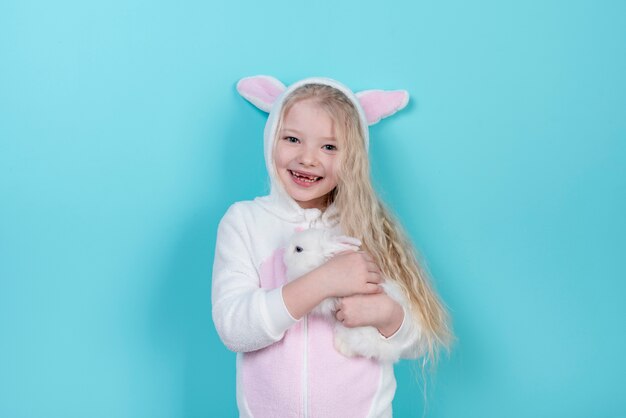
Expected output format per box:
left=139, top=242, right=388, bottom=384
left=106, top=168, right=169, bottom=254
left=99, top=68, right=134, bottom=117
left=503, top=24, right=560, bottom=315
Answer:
left=289, top=170, right=323, bottom=183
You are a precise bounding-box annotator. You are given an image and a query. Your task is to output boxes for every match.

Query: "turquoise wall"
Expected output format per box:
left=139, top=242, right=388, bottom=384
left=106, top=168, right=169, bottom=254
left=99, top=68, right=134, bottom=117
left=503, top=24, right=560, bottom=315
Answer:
left=1, top=0, right=624, bottom=417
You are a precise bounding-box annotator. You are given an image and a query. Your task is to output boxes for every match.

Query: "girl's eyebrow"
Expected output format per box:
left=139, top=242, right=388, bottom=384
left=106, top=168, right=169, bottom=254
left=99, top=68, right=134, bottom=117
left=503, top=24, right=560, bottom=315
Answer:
left=281, top=128, right=337, bottom=142
left=281, top=128, right=304, bottom=136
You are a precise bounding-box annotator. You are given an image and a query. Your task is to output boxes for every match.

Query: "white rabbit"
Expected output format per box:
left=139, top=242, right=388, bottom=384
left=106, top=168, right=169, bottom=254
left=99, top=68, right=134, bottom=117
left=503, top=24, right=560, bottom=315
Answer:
left=283, top=228, right=410, bottom=363
left=283, top=228, right=361, bottom=317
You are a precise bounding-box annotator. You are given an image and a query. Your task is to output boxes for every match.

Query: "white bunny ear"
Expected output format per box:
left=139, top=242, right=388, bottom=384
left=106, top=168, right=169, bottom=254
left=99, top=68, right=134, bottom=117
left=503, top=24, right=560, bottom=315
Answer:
left=324, top=235, right=362, bottom=257
left=236, top=75, right=287, bottom=112
left=356, top=89, right=409, bottom=125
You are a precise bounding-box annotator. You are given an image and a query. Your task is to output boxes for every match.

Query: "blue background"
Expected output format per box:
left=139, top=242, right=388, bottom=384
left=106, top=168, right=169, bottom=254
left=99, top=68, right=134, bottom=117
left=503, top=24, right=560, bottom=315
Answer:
left=1, top=1, right=625, bottom=417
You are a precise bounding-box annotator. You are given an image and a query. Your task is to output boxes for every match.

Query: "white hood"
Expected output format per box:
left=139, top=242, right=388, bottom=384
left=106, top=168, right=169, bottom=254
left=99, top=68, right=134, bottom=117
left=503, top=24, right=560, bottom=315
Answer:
left=236, top=75, right=410, bottom=225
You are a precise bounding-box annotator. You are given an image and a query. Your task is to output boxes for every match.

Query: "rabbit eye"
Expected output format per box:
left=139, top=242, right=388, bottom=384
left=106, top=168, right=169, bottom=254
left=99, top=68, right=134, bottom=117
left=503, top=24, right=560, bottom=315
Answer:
left=295, top=246, right=303, bottom=253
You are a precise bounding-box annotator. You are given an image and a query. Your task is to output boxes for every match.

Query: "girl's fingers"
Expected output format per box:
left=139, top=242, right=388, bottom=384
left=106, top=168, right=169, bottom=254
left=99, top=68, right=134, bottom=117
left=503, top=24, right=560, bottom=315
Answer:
left=360, top=252, right=374, bottom=262
left=359, top=253, right=380, bottom=273
left=367, top=272, right=382, bottom=284
left=364, top=283, right=383, bottom=294
left=335, top=309, right=344, bottom=322
left=366, top=261, right=380, bottom=273
left=357, top=251, right=374, bottom=263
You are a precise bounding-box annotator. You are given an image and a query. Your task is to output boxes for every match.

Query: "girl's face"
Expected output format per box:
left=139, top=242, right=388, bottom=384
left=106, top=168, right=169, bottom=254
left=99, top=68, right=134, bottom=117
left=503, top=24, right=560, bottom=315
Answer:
left=274, top=99, right=341, bottom=210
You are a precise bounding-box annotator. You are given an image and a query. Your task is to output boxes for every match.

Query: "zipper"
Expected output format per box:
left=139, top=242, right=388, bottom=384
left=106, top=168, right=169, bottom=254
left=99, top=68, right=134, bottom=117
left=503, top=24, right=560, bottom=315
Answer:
left=303, top=314, right=309, bottom=418
left=304, top=218, right=316, bottom=417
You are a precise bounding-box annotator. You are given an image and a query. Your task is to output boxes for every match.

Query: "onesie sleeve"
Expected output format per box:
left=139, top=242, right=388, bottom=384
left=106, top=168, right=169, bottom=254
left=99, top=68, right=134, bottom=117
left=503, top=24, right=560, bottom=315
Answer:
left=211, top=204, right=298, bottom=353
left=378, top=304, right=423, bottom=359
left=374, top=281, right=426, bottom=361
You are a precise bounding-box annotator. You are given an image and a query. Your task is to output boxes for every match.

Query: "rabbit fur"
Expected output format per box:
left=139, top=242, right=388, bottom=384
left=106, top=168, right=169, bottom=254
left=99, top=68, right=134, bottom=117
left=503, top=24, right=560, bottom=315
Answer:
left=283, top=228, right=408, bottom=363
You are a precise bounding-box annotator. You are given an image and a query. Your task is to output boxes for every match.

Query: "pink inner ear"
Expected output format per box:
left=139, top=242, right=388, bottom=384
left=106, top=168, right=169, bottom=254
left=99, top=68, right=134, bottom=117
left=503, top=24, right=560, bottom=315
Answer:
left=238, top=76, right=285, bottom=110
left=357, top=90, right=409, bottom=125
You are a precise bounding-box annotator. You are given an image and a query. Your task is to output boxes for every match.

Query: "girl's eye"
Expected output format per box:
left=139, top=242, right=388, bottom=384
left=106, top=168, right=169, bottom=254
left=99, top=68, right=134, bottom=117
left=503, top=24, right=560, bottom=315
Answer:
left=323, top=144, right=337, bottom=151
left=284, top=136, right=300, bottom=143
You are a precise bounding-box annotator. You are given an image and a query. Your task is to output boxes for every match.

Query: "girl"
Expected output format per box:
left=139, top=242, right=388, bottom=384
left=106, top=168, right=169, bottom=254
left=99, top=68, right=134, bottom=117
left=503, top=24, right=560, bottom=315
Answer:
left=212, top=75, right=452, bottom=418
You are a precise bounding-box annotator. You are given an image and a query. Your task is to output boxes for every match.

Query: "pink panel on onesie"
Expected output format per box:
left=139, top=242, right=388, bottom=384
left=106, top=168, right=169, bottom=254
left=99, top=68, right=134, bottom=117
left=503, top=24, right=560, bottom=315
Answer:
left=307, top=314, right=381, bottom=418
left=242, top=322, right=304, bottom=418
left=242, top=248, right=303, bottom=418
left=242, top=246, right=382, bottom=418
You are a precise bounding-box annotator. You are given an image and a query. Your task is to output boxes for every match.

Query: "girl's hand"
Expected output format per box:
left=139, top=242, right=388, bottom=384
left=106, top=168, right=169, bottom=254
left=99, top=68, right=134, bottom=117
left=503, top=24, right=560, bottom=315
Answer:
left=335, top=292, right=404, bottom=337
left=318, top=251, right=383, bottom=298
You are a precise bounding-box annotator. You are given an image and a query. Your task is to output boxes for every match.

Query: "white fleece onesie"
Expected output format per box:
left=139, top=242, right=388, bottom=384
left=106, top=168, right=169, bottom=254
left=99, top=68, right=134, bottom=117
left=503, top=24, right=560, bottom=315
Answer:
left=212, top=77, right=423, bottom=418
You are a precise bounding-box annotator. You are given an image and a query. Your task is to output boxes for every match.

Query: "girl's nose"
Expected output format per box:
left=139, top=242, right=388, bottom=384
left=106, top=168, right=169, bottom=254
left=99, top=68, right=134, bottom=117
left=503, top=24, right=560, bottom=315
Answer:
left=298, top=146, right=318, bottom=166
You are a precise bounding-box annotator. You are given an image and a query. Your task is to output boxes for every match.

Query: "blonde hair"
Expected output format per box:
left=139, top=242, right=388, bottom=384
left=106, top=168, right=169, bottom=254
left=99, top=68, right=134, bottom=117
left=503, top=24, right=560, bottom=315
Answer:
left=275, top=83, right=453, bottom=367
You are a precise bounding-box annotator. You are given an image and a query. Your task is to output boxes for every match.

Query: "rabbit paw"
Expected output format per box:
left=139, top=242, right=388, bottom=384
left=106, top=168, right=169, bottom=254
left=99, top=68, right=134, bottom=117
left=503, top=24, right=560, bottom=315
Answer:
left=333, top=333, right=356, bottom=358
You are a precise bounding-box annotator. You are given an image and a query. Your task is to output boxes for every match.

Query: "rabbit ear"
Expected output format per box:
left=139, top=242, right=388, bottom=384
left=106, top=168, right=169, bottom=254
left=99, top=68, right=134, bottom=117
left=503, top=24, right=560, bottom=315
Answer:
left=356, top=89, right=409, bottom=125
left=324, top=235, right=362, bottom=257
left=236, top=75, right=287, bottom=112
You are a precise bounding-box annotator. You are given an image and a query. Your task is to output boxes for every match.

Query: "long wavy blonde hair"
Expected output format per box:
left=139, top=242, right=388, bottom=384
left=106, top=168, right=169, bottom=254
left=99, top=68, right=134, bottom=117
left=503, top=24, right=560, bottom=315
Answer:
left=275, top=83, right=453, bottom=366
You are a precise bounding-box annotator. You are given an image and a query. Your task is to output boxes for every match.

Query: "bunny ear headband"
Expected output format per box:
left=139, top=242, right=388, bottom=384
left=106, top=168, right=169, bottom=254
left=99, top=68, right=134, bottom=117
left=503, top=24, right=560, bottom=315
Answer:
left=236, top=75, right=409, bottom=125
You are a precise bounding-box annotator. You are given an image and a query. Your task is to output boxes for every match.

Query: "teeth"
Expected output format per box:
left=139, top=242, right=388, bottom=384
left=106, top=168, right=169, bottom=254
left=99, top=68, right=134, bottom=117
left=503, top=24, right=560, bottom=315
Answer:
left=291, top=170, right=320, bottom=182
